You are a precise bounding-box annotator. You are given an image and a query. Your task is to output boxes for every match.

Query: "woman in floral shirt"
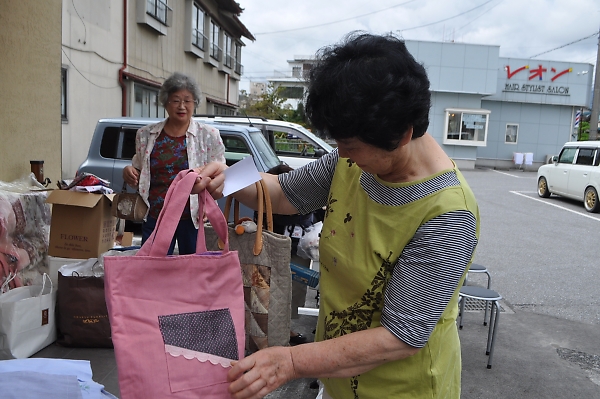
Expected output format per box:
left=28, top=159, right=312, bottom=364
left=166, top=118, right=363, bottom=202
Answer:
left=122, top=72, right=225, bottom=254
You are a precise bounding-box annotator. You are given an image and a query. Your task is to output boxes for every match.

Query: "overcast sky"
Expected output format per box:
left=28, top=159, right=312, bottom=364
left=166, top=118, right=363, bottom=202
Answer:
left=235, top=0, right=600, bottom=92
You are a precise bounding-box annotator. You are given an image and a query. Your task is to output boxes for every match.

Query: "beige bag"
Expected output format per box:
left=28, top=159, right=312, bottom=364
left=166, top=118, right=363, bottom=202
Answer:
left=111, top=182, right=148, bottom=222
left=204, top=180, right=292, bottom=352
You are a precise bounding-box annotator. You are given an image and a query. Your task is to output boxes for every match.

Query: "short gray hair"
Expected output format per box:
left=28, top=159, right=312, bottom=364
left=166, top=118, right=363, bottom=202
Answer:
left=158, top=72, right=202, bottom=107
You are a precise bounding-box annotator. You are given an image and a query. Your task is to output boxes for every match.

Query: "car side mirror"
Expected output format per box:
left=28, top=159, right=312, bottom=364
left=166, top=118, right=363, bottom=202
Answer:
left=314, top=149, right=325, bottom=158
left=552, top=156, right=558, bottom=164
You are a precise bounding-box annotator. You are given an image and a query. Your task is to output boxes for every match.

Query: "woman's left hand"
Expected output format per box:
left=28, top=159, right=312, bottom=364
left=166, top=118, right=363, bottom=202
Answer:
left=227, top=347, right=297, bottom=399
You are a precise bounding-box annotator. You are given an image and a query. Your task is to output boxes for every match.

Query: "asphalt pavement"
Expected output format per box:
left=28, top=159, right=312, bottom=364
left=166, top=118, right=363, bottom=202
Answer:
left=35, top=167, right=600, bottom=398
left=268, top=167, right=600, bottom=398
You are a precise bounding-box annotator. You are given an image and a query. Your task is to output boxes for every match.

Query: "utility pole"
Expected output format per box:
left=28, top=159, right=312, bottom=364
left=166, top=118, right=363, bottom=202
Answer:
left=589, top=27, right=600, bottom=140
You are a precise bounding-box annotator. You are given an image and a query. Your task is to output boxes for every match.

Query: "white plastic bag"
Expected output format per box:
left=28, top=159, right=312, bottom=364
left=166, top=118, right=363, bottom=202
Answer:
left=0, top=274, right=56, bottom=359
left=296, top=221, right=322, bottom=261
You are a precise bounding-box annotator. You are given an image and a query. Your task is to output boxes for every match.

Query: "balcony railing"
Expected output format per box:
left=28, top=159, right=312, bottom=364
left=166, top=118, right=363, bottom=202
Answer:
left=234, top=61, right=243, bottom=75
left=210, top=44, right=222, bottom=62
left=192, top=30, right=207, bottom=51
left=224, top=54, right=233, bottom=68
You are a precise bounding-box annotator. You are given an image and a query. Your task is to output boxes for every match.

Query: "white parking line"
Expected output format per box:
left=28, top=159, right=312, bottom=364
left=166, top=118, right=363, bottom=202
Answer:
left=493, top=170, right=530, bottom=178
left=510, top=191, right=600, bottom=221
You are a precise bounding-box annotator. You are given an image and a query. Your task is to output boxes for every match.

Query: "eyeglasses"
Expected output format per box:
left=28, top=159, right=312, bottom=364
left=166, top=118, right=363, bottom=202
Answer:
left=168, top=99, right=196, bottom=107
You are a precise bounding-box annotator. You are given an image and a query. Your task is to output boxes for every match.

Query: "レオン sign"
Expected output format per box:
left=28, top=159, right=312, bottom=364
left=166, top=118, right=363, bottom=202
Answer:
left=502, top=64, right=572, bottom=96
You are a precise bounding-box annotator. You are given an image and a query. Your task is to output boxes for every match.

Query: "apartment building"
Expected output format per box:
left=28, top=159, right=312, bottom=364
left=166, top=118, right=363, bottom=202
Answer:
left=61, top=0, right=254, bottom=179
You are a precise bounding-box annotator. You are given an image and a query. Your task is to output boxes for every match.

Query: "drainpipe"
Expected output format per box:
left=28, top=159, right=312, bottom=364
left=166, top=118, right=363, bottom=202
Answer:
left=118, top=0, right=128, bottom=116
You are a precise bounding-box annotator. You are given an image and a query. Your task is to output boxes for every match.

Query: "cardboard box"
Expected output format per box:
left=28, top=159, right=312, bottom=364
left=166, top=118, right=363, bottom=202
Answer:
left=114, top=231, right=134, bottom=247
left=46, top=191, right=116, bottom=258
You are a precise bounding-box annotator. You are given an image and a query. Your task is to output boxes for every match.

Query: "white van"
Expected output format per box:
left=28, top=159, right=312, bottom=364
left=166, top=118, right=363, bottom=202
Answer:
left=194, top=116, right=334, bottom=169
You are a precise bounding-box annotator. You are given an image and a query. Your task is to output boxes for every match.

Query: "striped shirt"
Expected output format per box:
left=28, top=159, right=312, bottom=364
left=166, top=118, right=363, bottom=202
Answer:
left=279, top=149, right=478, bottom=347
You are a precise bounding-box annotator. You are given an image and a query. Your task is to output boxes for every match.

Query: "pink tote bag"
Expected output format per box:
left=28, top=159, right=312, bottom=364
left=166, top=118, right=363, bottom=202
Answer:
left=104, top=170, right=245, bottom=399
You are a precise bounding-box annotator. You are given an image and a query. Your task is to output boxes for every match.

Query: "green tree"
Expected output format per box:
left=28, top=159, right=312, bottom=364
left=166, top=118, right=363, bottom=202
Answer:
left=239, top=83, right=311, bottom=128
left=577, top=121, right=590, bottom=141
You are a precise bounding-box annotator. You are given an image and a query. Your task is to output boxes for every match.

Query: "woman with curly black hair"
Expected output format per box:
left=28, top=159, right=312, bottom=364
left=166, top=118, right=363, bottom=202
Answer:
left=194, top=32, right=479, bottom=399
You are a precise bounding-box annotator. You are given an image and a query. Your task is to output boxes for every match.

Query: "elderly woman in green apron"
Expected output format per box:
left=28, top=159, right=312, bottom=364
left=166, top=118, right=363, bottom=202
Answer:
left=194, top=32, right=479, bottom=399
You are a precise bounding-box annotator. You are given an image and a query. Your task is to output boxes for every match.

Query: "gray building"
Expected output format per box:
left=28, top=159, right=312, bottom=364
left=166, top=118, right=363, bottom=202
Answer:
left=269, top=40, right=594, bottom=170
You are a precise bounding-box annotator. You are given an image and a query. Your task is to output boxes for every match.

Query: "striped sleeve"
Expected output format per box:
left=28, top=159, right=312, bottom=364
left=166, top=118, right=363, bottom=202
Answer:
left=278, top=149, right=339, bottom=215
left=380, top=210, right=478, bottom=348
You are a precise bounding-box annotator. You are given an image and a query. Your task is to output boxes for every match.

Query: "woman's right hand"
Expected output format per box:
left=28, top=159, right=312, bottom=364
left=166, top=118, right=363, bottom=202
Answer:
left=123, top=165, right=140, bottom=188
left=192, top=162, right=228, bottom=198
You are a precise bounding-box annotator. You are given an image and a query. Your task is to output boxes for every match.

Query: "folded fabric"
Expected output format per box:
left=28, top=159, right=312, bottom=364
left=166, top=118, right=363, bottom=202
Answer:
left=0, top=371, right=83, bottom=399
left=71, top=185, right=114, bottom=194
left=0, top=358, right=117, bottom=399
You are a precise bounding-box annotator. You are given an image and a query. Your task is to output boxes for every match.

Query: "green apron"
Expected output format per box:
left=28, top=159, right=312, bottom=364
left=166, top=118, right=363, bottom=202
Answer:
left=316, top=159, right=479, bottom=399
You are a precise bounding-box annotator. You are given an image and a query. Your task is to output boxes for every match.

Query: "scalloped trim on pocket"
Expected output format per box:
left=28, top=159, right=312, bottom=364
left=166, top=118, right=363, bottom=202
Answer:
left=165, top=344, right=234, bottom=368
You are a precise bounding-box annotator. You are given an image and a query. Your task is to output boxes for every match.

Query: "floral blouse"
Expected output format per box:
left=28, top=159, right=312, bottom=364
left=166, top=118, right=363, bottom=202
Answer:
left=131, top=118, right=225, bottom=227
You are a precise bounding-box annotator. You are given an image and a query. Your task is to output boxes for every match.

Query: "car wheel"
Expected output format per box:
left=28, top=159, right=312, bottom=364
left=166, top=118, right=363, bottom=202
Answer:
left=584, top=187, right=600, bottom=213
left=538, top=177, right=551, bottom=198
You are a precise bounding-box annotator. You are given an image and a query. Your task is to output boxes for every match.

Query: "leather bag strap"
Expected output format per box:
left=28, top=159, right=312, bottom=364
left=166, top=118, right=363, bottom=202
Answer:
left=221, top=179, right=274, bottom=255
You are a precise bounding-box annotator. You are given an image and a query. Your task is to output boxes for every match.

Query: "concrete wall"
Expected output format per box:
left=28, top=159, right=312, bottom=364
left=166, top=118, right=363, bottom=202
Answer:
left=61, top=0, right=124, bottom=179
left=0, top=0, right=62, bottom=184
left=478, top=101, right=574, bottom=169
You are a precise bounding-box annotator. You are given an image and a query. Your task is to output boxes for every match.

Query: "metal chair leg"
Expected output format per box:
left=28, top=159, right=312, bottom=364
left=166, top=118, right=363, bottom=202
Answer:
left=459, top=295, right=466, bottom=329
left=486, top=300, right=500, bottom=369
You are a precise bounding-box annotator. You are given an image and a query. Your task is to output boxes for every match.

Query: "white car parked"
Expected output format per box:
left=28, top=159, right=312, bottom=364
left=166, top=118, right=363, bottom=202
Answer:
left=537, top=140, right=600, bottom=212
left=195, top=115, right=334, bottom=169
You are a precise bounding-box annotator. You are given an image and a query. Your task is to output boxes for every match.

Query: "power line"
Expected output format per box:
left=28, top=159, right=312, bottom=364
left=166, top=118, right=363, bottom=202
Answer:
left=71, top=0, right=87, bottom=44
left=529, top=32, right=597, bottom=59
left=455, top=1, right=504, bottom=34
left=254, top=0, right=497, bottom=37
left=62, top=49, right=120, bottom=89
left=253, top=0, right=419, bottom=35
left=397, top=0, right=496, bottom=32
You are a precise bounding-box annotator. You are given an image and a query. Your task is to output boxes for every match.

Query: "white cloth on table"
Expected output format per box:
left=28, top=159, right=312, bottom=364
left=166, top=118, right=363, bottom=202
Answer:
left=0, top=358, right=117, bottom=399
left=0, top=371, right=82, bottom=399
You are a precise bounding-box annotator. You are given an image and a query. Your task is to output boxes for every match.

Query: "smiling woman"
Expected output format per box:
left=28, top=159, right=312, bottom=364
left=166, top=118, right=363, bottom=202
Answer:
left=193, top=32, right=480, bottom=399
left=121, top=72, right=226, bottom=254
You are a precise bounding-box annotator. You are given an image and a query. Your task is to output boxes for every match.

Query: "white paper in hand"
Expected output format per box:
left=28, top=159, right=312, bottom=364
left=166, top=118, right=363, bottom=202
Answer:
left=222, top=156, right=261, bottom=196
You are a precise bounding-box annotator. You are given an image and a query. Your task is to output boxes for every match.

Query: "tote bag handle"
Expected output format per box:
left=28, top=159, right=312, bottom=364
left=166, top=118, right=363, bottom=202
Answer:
left=222, top=179, right=273, bottom=255
left=137, top=170, right=229, bottom=257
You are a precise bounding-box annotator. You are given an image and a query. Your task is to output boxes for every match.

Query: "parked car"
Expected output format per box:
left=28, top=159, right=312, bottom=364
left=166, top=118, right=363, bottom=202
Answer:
left=537, top=140, right=600, bottom=212
left=194, top=115, right=334, bottom=169
left=77, top=117, right=282, bottom=219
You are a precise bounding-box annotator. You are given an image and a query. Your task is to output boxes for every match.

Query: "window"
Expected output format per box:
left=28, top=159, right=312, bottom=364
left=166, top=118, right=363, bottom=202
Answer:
left=575, top=148, right=595, bottom=166
left=191, top=3, right=206, bottom=50
left=61, top=67, right=67, bottom=121
left=280, top=87, right=304, bottom=99
left=147, top=0, right=169, bottom=24
left=99, top=127, right=138, bottom=160
left=443, top=109, right=490, bottom=146
left=505, top=124, right=518, bottom=144
left=210, top=21, right=221, bottom=61
left=558, top=147, right=576, bottom=164
left=292, top=66, right=301, bottom=78
left=233, top=42, right=242, bottom=74
left=224, top=34, right=233, bottom=68
left=214, top=104, right=235, bottom=116
left=133, top=85, right=164, bottom=118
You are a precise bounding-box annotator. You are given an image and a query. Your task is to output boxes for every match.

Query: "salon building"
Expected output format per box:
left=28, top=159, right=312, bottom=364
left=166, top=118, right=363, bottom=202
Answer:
left=270, top=41, right=595, bottom=170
